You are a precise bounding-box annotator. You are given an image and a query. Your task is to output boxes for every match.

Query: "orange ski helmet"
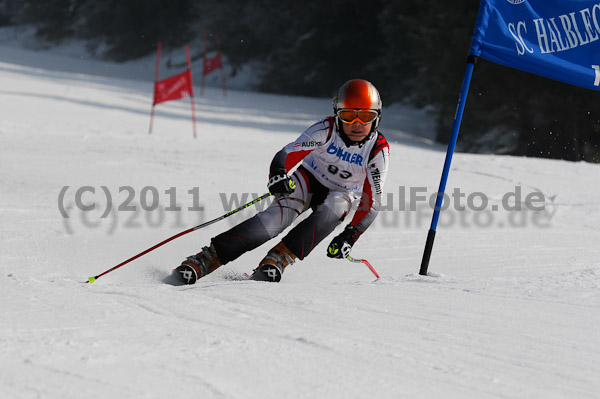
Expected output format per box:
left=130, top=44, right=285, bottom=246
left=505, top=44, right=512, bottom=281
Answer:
left=333, top=79, right=382, bottom=132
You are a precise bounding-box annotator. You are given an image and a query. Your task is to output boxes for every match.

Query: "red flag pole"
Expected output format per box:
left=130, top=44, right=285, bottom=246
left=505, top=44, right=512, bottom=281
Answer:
left=149, top=41, right=162, bottom=134
left=185, top=45, right=197, bottom=139
left=216, top=33, right=227, bottom=98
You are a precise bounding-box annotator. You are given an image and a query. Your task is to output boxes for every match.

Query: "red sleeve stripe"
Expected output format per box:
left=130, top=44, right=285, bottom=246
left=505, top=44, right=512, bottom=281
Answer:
left=350, top=175, right=373, bottom=226
left=368, top=133, right=389, bottom=161
left=368, top=144, right=389, bottom=162
left=284, top=150, right=311, bottom=172
left=371, top=143, right=389, bottom=157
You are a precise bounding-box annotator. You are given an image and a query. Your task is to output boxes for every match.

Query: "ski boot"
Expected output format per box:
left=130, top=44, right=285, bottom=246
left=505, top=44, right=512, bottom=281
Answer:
left=174, top=244, right=222, bottom=285
left=252, top=241, right=297, bottom=282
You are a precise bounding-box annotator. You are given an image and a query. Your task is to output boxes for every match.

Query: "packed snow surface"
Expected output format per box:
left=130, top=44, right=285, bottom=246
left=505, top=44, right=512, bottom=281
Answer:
left=1, top=43, right=599, bottom=399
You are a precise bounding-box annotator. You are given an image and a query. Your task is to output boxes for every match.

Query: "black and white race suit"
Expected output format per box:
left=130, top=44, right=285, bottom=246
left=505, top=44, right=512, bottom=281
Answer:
left=212, top=116, right=390, bottom=263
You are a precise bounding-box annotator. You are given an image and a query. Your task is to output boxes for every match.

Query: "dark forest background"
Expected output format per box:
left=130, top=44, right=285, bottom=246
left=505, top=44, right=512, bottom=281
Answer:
left=1, top=0, right=598, bottom=162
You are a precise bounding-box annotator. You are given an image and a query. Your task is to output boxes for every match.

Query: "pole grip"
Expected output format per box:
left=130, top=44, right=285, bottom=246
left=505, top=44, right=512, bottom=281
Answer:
left=419, top=229, right=436, bottom=276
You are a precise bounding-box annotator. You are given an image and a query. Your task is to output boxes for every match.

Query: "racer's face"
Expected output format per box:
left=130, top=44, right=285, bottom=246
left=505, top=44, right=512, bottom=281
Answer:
left=342, top=120, right=372, bottom=142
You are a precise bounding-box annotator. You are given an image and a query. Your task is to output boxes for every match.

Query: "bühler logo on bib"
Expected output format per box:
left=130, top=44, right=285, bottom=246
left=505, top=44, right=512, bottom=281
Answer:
left=326, top=143, right=364, bottom=166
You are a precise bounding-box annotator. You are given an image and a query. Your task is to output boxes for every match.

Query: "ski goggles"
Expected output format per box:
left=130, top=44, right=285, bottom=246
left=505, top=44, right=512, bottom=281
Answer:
left=336, top=109, right=379, bottom=125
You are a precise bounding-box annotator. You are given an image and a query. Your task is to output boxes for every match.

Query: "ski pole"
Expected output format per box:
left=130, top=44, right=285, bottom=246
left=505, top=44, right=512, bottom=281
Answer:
left=84, top=193, right=272, bottom=284
left=346, top=255, right=380, bottom=279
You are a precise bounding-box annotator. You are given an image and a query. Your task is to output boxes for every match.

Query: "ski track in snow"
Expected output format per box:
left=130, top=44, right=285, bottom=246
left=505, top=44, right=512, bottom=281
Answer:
left=1, top=43, right=599, bottom=399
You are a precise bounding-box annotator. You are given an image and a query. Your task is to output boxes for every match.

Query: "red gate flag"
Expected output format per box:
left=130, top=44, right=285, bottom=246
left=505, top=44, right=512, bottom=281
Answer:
left=203, top=53, right=222, bottom=75
left=149, top=42, right=197, bottom=138
left=153, top=69, right=194, bottom=105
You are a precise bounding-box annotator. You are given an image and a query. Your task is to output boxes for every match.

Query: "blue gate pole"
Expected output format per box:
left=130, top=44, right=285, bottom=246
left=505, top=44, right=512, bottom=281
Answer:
left=419, top=55, right=478, bottom=276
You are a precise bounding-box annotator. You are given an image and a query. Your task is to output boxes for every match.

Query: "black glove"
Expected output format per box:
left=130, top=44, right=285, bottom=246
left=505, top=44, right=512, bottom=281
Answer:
left=268, top=169, right=296, bottom=197
left=327, top=225, right=361, bottom=259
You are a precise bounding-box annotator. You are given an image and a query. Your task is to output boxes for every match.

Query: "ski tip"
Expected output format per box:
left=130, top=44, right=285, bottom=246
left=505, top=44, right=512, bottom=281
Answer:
left=88, top=276, right=96, bottom=284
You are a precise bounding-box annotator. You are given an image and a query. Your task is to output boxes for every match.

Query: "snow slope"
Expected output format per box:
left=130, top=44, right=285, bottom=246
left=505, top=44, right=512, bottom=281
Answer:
left=1, top=44, right=599, bottom=399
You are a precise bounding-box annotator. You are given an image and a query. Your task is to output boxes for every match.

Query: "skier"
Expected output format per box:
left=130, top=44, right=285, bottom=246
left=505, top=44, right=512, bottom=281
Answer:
left=174, top=79, right=390, bottom=284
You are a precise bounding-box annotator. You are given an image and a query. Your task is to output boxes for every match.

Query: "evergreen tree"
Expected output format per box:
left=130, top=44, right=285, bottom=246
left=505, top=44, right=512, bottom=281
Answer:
left=11, top=0, right=81, bottom=43
left=379, top=0, right=600, bottom=162
left=77, top=0, right=196, bottom=61
left=3, top=0, right=598, bottom=162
